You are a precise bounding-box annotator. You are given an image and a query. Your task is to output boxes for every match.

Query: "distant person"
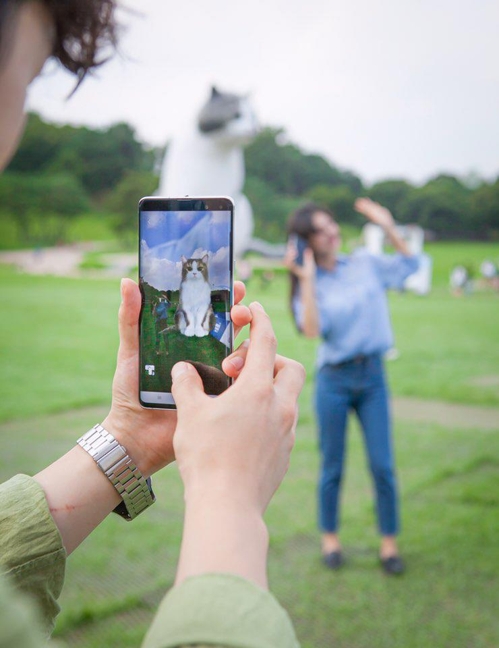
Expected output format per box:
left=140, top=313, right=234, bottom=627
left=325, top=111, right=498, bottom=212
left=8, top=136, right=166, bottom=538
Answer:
left=0, top=2, right=305, bottom=647
left=153, top=292, right=170, bottom=353
left=449, top=264, right=473, bottom=296
left=479, top=259, right=498, bottom=291
left=285, top=198, right=420, bottom=575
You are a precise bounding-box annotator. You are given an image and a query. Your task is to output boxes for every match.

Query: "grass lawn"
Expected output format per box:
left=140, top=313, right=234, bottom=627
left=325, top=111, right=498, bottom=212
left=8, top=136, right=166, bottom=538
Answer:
left=1, top=242, right=498, bottom=422
left=1, top=403, right=497, bottom=647
left=0, top=239, right=498, bottom=647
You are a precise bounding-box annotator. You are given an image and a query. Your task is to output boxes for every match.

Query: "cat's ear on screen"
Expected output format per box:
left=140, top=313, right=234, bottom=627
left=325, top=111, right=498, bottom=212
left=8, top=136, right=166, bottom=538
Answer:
left=181, top=255, right=187, bottom=264
left=202, top=253, right=209, bottom=264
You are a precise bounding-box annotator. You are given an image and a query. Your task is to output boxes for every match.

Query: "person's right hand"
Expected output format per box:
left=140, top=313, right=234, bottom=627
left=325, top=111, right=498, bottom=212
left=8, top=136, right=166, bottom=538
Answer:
left=354, top=197, right=395, bottom=229
left=172, top=301, right=305, bottom=515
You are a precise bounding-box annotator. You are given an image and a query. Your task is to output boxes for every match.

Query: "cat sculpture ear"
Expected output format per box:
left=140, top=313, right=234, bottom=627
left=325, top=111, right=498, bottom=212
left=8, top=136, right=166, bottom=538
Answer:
left=198, top=86, right=241, bottom=133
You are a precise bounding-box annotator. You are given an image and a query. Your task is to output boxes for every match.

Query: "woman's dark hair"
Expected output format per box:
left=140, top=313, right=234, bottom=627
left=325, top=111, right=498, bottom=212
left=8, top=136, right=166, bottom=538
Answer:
left=287, top=202, right=336, bottom=332
left=0, top=0, right=119, bottom=88
left=287, top=201, right=335, bottom=240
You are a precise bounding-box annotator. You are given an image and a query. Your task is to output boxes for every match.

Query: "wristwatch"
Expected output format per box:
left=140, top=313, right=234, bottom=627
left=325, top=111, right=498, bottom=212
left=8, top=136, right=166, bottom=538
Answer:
left=77, top=424, right=155, bottom=521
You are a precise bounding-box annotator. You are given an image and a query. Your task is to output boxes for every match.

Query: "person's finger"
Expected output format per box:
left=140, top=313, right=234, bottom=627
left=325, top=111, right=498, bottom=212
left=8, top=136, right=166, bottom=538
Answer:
left=303, top=248, right=315, bottom=265
left=231, top=303, right=252, bottom=338
left=283, top=245, right=298, bottom=269
left=171, top=362, right=207, bottom=410
left=117, top=278, right=141, bottom=362
left=273, top=355, right=306, bottom=401
left=222, top=339, right=250, bottom=378
left=234, top=280, right=245, bottom=306
left=238, top=302, right=277, bottom=381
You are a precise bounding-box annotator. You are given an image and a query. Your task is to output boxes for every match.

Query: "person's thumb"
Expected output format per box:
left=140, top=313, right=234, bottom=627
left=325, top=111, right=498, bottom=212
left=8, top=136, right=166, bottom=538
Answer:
left=171, top=362, right=206, bottom=409
left=117, top=278, right=141, bottom=362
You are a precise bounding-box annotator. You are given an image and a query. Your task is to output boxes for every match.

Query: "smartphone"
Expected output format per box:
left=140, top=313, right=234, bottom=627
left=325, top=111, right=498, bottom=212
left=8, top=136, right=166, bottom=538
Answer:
left=288, top=233, right=308, bottom=266
left=138, top=196, right=234, bottom=409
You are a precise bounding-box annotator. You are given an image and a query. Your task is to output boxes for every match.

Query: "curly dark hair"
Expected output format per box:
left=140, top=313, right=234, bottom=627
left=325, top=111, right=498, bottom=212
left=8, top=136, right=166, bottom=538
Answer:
left=0, top=0, right=119, bottom=85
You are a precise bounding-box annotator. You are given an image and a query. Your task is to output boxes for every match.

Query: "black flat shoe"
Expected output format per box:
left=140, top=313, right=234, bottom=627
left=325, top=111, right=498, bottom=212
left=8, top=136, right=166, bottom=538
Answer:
left=380, top=555, right=405, bottom=575
left=323, top=551, right=344, bottom=570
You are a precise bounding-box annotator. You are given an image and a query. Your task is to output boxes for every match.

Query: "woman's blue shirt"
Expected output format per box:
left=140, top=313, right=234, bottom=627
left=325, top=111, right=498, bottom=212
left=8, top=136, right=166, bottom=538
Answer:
left=293, top=250, right=420, bottom=368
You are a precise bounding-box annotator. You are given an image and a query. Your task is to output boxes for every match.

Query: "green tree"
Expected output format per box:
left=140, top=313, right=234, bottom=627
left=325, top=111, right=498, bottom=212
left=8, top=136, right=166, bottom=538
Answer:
left=0, top=172, right=89, bottom=244
left=245, top=127, right=362, bottom=197
left=51, top=122, right=150, bottom=195
left=469, top=178, right=499, bottom=238
left=244, top=176, right=302, bottom=242
left=306, top=184, right=362, bottom=225
left=367, top=179, right=414, bottom=221
left=398, top=175, right=471, bottom=237
left=8, top=114, right=156, bottom=198
left=105, top=170, right=159, bottom=244
left=6, top=113, right=74, bottom=173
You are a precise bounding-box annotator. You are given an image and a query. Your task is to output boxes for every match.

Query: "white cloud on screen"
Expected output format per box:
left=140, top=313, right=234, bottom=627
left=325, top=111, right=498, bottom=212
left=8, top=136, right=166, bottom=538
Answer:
left=146, top=212, right=165, bottom=229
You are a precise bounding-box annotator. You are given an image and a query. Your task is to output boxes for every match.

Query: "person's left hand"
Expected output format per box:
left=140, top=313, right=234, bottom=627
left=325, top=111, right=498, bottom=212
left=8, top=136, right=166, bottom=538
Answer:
left=354, top=197, right=395, bottom=229
left=102, top=278, right=251, bottom=478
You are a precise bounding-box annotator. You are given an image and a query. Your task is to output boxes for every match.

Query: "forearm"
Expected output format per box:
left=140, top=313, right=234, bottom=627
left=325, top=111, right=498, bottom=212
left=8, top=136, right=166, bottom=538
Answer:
left=33, top=445, right=121, bottom=555
left=175, top=485, right=269, bottom=590
left=299, top=277, right=320, bottom=338
left=383, top=223, right=411, bottom=256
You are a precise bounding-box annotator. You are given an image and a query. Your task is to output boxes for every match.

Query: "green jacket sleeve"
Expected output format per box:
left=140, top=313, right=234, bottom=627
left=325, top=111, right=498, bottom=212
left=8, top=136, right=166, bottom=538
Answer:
left=0, top=573, right=45, bottom=648
left=142, top=573, right=300, bottom=648
left=0, top=474, right=66, bottom=638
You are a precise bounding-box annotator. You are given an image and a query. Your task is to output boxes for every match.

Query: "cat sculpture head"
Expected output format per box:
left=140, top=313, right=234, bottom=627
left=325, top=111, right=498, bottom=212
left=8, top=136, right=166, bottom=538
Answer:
left=180, top=254, right=210, bottom=282
left=197, top=86, right=258, bottom=145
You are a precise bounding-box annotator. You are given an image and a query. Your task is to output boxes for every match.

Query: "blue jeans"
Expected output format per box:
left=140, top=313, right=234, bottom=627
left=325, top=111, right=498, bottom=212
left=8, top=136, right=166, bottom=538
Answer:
left=315, top=354, right=399, bottom=536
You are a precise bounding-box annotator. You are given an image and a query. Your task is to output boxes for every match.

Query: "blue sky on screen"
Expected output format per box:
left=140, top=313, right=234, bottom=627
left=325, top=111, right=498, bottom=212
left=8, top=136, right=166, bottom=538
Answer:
left=140, top=210, right=231, bottom=291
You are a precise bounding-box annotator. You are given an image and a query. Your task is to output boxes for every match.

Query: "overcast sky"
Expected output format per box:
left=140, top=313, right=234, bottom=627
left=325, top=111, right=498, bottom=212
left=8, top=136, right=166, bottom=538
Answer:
left=27, top=0, right=499, bottom=186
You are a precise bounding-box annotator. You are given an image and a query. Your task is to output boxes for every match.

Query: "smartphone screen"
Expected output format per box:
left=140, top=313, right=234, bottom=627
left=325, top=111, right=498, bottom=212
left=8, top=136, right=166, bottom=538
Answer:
left=138, top=196, right=234, bottom=408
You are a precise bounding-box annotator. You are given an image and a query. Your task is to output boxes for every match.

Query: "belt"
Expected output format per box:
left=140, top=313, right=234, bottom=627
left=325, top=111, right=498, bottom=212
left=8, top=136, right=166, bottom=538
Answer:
left=330, top=354, right=376, bottom=369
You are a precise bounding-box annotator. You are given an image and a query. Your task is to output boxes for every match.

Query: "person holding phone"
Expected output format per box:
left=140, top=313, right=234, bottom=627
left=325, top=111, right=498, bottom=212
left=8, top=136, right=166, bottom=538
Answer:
left=285, top=200, right=419, bottom=575
left=0, top=2, right=305, bottom=646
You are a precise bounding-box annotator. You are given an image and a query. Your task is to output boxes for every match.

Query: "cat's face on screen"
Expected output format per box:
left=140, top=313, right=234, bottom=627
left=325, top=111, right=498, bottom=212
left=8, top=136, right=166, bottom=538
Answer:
left=181, top=255, right=209, bottom=282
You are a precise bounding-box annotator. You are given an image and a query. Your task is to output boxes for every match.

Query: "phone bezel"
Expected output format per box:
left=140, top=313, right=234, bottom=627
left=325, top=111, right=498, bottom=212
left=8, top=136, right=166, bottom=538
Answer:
left=138, top=196, right=235, bottom=409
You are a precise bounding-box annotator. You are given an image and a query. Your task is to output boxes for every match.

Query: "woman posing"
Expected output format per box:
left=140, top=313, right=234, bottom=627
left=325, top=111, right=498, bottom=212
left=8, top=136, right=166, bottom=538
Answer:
left=286, top=198, right=419, bottom=575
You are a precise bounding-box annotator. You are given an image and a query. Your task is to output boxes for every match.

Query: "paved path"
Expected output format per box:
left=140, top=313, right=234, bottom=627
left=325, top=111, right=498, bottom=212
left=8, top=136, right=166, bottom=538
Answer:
left=392, top=396, right=498, bottom=430
left=1, top=398, right=497, bottom=437
left=0, top=245, right=136, bottom=278
left=0, top=246, right=85, bottom=276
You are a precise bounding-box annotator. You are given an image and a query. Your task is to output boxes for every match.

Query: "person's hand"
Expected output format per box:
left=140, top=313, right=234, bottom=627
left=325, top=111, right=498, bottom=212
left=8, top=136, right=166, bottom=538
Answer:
left=102, top=278, right=251, bottom=478
left=171, top=302, right=305, bottom=588
left=172, top=301, right=305, bottom=514
left=354, top=197, right=395, bottom=229
left=284, top=240, right=316, bottom=282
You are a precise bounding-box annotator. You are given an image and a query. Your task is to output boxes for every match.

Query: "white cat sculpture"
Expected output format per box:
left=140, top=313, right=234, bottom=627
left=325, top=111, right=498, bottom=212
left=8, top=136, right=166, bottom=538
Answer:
left=158, top=87, right=259, bottom=259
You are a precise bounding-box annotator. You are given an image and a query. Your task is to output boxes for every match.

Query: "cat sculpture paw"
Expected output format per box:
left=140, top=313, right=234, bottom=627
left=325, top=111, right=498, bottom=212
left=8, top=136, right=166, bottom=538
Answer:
left=184, top=325, right=195, bottom=337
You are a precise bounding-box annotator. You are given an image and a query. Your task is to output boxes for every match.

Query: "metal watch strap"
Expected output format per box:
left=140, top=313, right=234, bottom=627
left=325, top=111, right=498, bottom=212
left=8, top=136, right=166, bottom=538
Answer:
left=77, top=424, right=155, bottom=521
